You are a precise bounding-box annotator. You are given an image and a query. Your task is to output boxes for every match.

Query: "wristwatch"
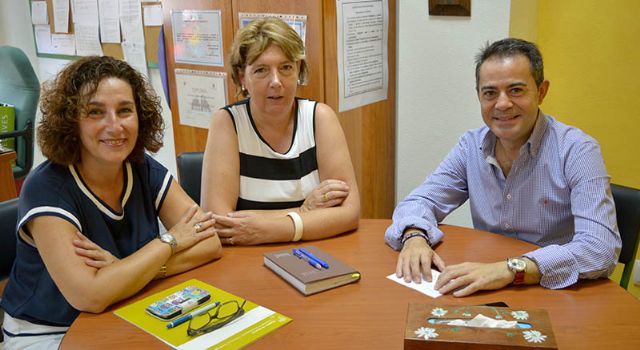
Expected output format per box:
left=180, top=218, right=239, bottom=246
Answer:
left=507, top=257, right=526, bottom=285
left=159, top=233, right=177, bottom=254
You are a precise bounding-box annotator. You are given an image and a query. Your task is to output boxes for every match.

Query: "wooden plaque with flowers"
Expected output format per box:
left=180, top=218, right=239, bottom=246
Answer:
left=404, top=303, right=557, bottom=350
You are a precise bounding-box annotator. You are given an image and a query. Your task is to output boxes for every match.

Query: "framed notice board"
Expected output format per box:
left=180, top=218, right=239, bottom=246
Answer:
left=29, top=0, right=162, bottom=67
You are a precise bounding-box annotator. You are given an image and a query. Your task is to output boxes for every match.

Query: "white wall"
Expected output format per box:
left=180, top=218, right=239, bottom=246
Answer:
left=0, top=1, right=177, bottom=177
left=396, top=0, right=511, bottom=227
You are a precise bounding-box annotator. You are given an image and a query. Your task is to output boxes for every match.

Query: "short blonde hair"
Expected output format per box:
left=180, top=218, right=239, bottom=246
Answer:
left=229, top=17, right=308, bottom=98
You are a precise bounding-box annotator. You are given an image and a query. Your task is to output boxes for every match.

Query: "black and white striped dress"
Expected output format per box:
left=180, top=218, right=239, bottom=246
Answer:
left=223, top=98, right=320, bottom=210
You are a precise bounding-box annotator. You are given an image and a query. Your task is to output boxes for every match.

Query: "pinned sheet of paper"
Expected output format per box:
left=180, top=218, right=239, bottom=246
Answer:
left=386, top=269, right=442, bottom=298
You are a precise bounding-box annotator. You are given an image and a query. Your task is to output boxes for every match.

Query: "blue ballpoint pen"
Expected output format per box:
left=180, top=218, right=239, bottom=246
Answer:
left=166, top=301, right=220, bottom=329
left=297, top=248, right=330, bottom=269
left=292, top=249, right=322, bottom=270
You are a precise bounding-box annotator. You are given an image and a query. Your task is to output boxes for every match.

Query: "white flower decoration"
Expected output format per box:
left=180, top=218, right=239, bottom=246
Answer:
left=415, top=327, right=439, bottom=340
left=511, top=310, right=529, bottom=320
left=523, top=330, right=547, bottom=343
left=431, top=307, right=448, bottom=317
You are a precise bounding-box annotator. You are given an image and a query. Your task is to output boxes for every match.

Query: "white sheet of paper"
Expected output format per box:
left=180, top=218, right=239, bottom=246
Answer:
left=34, top=25, right=54, bottom=54
left=336, top=0, right=389, bottom=112
left=119, top=0, right=145, bottom=43
left=122, top=41, right=147, bottom=76
left=386, top=270, right=442, bottom=298
left=52, top=0, right=70, bottom=33
left=31, top=1, right=49, bottom=25
left=53, top=0, right=69, bottom=33
left=51, top=34, right=76, bottom=55
left=74, top=23, right=103, bottom=56
left=143, top=4, right=163, bottom=26
left=98, top=0, right=120, bottom=43
left=72, top=0, right=99, bottom=25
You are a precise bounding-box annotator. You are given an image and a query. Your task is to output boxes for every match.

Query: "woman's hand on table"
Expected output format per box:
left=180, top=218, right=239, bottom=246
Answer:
left=212, top=212, right=271, bottom=245
left=301, top=179, right=350, bottom=212
left=169, top=205, right=217, bottom=253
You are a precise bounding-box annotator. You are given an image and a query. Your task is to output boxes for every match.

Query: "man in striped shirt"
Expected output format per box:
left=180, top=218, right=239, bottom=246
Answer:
left=385, top=38, right=621, bottom=297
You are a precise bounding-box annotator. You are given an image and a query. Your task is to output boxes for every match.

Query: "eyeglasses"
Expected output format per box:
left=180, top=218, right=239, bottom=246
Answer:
left=187, top=300, right=247, bottom=336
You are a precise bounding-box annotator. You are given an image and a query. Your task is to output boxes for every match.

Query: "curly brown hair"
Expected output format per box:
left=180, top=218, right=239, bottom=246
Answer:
left=38, top=56, right=164, bottom=165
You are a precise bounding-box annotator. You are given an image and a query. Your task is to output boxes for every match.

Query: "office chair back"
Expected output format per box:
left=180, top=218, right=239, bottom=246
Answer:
left=611, top=184, right=640, bottom=289
left=0, top=45, right=40, bottom=179
left=0, top=198, right=19, bottom=290
left=176, top=152, right=204, bottom=205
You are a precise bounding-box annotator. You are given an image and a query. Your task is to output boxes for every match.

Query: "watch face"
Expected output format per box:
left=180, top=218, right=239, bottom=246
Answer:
left=160, top=233, right=176, bottom=246
left=508, top=258, right=526, bottom=271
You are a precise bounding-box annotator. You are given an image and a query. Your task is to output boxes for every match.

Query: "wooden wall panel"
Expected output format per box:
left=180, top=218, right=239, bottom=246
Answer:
left=323, top=0, right=396, bottom=218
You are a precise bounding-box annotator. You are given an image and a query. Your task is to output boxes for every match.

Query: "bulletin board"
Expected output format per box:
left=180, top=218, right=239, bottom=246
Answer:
left=30, top=0, right=162, bottom=67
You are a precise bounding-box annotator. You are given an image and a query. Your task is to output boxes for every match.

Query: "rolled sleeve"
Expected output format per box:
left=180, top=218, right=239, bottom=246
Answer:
left=385, top=134, right=471, bottom=251
left=524, top=246, right=580, bottom=289
left=385, top=216, right=444, bottom=251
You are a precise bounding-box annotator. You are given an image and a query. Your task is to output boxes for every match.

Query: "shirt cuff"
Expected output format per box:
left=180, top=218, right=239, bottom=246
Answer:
left=384, top=216, right=443, bottom=251
left=524, top=245, right=580, bottom=289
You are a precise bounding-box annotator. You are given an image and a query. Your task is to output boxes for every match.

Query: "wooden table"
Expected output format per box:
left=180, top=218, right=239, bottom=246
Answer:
left=61, top=219, right=640, bottom=349
left=0, top=151, right=17, bottom=201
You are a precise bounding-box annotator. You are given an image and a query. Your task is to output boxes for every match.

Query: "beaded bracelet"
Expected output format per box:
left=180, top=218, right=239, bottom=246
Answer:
left=401, top=230, right=431, bottom=247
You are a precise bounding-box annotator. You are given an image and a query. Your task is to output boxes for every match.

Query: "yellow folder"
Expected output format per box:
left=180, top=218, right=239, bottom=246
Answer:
left=114, top=279, right=291, bottom=349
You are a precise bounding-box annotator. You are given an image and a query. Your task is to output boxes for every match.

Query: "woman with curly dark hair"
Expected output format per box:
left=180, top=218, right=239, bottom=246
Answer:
left=1, top=56, right=221, bottom=348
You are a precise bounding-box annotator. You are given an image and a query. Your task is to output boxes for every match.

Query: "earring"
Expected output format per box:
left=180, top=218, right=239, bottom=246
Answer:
left=241, top=85, right=246, bottom=92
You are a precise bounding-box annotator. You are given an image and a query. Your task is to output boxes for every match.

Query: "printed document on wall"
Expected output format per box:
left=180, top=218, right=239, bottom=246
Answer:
left=119, top=0, right=145, bottom=43
left=336, top=0, right=388, bottom=112
left=175, top=69, right=227, bottom=129
left=31, top=1, right=49, bottom=25
left=98, top=0, right=120, bottom=43
left=122, top=41, right=147, bottom=76
left=52, top=0, right=70, bottom=33
left=171, top=10, right=224, bottom=66
left=72, top=0, right=99, bottom=25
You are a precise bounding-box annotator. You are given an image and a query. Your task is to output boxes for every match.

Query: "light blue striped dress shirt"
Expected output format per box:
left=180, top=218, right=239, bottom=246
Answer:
left=385, top=112, right=621, bottom=289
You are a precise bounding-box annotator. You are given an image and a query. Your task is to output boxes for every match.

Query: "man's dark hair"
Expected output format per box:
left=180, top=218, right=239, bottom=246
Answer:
left=475, top=38, right=544, bottom=90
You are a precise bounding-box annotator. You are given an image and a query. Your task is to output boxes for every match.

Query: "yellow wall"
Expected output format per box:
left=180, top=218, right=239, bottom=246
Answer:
left=509, top=0, right=538, bottom=43
left=510, top=0, right=640, bottom=298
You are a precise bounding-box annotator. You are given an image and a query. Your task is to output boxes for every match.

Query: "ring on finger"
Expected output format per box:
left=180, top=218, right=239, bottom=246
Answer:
left=193, top=223, right=202, bottom=232
left=323, top=193, right=329, bottom=201
left=228, top=237, right=234, bottom=245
